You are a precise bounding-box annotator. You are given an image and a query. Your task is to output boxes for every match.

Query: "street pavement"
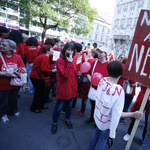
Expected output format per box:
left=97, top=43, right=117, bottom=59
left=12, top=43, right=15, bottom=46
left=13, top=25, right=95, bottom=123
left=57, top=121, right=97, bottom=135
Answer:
left=0, top=88, right=144, bottom=150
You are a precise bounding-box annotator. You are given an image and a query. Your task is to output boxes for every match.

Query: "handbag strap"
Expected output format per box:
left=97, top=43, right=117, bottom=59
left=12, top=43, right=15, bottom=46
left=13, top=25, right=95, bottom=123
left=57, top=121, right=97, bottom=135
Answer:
left=90, top=60, right=98, bottom=86
left=91, top=60, right=98, bottom=75
left=34, top=58, right=42, bottom=79
left=0, top=52, right=8, bottom=68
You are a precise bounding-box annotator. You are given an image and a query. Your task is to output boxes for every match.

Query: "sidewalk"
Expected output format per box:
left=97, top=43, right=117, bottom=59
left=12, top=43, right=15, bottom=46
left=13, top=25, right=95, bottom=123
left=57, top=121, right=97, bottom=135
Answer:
left=0, top=90, right=144, bottom=150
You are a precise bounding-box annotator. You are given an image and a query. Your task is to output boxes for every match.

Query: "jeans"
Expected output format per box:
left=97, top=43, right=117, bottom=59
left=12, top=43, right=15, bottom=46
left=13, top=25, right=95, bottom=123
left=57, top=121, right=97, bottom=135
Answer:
left=26, top=62, right=34, bottom=94
left=140, top=114, right=150, bottom=150
left=121, top=95, right=133, bottom=121
left=0, top=88, right=19, bottom=117
left=52, top=98, right=74, bottom=124
left=88, top=127, right=110, bottom=150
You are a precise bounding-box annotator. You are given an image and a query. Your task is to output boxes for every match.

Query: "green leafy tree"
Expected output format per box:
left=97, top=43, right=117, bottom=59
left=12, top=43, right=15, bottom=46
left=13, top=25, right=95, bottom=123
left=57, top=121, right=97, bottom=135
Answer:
left=0, top=0, right=98, bottom=42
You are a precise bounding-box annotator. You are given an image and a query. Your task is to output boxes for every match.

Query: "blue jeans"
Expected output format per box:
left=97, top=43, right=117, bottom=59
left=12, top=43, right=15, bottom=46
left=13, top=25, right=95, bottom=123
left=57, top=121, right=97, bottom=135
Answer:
left=0, top=88, right=19, bottom=117
left=26, top=62, right=34, bottom=94
left=121, top=94, right=133, bottom=122
left=52, top=98, right=73, bottom=124
left=88, top=127, right=110, bottom=150
left=140, top=114, right=150, bottom=150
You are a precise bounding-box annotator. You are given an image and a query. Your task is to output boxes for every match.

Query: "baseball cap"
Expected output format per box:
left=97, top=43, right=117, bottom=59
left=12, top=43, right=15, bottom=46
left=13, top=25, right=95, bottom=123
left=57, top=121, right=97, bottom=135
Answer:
left=97, top=47, right=108, bottom=53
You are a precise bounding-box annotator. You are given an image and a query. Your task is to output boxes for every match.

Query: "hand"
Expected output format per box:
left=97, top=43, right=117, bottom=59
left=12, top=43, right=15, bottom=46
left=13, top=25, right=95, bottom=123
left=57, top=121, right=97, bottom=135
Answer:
left=52, top=69, right=57, bottom=73
left=5, top=72, right=17, bottom=78
left=133, top=111, right=143, bottom=120
left=66, top=53, right=73, bottom=62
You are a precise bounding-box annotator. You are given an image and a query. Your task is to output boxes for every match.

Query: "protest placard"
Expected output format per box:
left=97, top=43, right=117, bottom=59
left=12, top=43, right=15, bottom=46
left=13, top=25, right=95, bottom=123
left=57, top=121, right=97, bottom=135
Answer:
left=123, top=10, right=150, bottom=150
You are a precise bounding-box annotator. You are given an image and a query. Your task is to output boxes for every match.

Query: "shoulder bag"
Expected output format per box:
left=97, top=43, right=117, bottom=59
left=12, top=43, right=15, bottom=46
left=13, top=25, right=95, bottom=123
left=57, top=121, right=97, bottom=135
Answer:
left=88, top=60, right=98, bottom=101
left=0, top=52, right=23, bottom=86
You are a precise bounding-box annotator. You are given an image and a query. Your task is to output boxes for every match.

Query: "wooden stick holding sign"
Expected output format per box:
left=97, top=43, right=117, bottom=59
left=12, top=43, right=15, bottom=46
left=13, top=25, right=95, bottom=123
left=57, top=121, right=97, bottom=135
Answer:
left=125, top=87, right=150, bottom=150
left=122, top=9, right=150, bottom=150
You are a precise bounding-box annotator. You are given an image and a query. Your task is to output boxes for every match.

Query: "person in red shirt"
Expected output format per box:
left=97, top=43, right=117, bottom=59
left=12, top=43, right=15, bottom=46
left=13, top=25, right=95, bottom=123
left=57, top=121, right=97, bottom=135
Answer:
left=30, top=45, right=56, bottom=113
left=118, top=57, right=136, bottom=124
left=51, top=43, right=77, bottom=134
left=0, top=39, right=26, bottom=124
left=8, top=30, right=24, bottom=56
left=25, top=37, right=40, bottom=94
left=78, top=53, right=99, bottom=116
left=72, top=43, right=85, bottom=108
left=85, top=47, right=109, bottom=125
left=108, top=50, right=114, bottom=61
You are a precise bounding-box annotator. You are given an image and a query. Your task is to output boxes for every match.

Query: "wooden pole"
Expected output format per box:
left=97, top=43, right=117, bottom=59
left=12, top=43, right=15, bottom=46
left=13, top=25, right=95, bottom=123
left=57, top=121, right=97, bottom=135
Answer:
left=125, top=87, right=150, bottom=150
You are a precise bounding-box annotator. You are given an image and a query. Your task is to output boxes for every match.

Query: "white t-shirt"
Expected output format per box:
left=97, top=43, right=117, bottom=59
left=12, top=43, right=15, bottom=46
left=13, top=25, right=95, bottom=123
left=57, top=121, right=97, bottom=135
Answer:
left=94, top=77, right=124, bottom=138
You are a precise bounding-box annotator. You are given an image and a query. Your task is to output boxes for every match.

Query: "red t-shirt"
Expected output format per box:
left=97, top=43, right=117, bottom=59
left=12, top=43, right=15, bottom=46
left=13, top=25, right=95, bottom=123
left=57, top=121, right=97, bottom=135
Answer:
left=90, top=60, right=109, bottom=77
left=16, top=43, right=24, bottom=55
left=73, top=53, right=85, bottom=72
left=0, top=53, right=25, bottom=90
left=56, top=58, right=77, bottom=100
left=25, top=46, right=40, bottom=63
left=30, top=54, right=52, bottom=79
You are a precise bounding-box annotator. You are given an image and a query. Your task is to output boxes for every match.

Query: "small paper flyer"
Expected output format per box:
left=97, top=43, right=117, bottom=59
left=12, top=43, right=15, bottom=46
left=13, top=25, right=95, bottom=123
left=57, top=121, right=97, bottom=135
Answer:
left=52, top=51, right=60, bottom=61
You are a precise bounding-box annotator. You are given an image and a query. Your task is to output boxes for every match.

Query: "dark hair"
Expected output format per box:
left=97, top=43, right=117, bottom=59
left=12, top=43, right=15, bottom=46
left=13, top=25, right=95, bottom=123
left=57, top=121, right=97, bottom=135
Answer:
left=62, top=43, right=75, bottom=59
left=107, top=61, right=123, bottom=78
left=45, top=38, right=55, bottom=46
left=74, top=43, right=82, bottom=52
left=69, top=41, right=75, bottom=44
left=26, top=37, right=38, bottom=46
left=8, top=30, right=23, bottom=46
left=42, top=45, right=51, bottom=54
left=0, top=26, right=9, bottom=35
left=94, top=53, right=98, bottom=58
left=122, top=57, right=128, bottom=64
left=93, top=42, right=97, bottom=48
left=53, top=38, right=60, bottom=43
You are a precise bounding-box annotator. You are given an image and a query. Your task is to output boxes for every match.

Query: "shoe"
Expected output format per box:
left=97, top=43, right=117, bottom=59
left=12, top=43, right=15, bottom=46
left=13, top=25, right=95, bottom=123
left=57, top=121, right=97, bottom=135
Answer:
left=51, top=124, right=57, bottom=134
left=1, top=114, right=10, bottom=124
left=13, top=112, right=21, bottom=117
left=60, top=110, right=65, bottom=114
left=31, top=109, right=41, bottom=113
left=120, top=119, right=130, bottom=124
left=65, top=121, right=73, bottom=129
left=123, top=133, right=130, bottom=141
left=85, top=118, right=94, bottom=124
left=41, top=106, right=48, bottom=110
left=44, top=98, right=52, bottom=103
left=26, top=91, right=33, bottom=95
left=78, top=110, right=84, bottom=116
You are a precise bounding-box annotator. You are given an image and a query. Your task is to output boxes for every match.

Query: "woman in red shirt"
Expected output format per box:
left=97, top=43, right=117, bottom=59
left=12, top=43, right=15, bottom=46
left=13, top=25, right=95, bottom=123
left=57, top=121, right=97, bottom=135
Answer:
left=25, top=37, right=40, bottom=94
left=51, top=43, right=77, bottom=134
left=0, top=39, right=26, bottom=124
left=30, top=45, right=56, bottom=113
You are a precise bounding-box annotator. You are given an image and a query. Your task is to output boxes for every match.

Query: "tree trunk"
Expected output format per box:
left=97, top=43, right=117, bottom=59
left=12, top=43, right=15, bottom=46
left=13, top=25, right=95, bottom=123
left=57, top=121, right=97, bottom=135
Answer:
left=41, top=28, right=47, bottom=43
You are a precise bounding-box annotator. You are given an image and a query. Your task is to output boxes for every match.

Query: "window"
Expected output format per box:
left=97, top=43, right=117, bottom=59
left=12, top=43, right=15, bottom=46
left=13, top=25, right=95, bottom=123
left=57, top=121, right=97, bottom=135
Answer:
left=95, top=34, right=97, bottom=40
left=102, top=27, right=105, bottom=32
left=97, top=25, right=99, bottom=30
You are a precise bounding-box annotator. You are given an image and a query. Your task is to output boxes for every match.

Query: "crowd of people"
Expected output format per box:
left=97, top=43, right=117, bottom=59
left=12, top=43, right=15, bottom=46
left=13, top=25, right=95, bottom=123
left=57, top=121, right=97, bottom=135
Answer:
left=0, top=26, right=150, bottom=150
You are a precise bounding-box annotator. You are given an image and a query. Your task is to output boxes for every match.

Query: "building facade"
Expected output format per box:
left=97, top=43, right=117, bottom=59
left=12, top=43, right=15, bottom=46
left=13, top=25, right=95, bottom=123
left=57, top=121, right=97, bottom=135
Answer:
left=108, top=0, right=150, bottom=58
left=70, top=11, right=112, bottom=48
left=0, top=2, right=111, bottom=47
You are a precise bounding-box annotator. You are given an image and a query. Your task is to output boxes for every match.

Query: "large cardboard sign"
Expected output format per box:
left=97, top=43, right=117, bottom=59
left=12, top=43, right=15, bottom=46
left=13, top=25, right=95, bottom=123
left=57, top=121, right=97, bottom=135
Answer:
left=123, top=10, right=150, bottom=86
